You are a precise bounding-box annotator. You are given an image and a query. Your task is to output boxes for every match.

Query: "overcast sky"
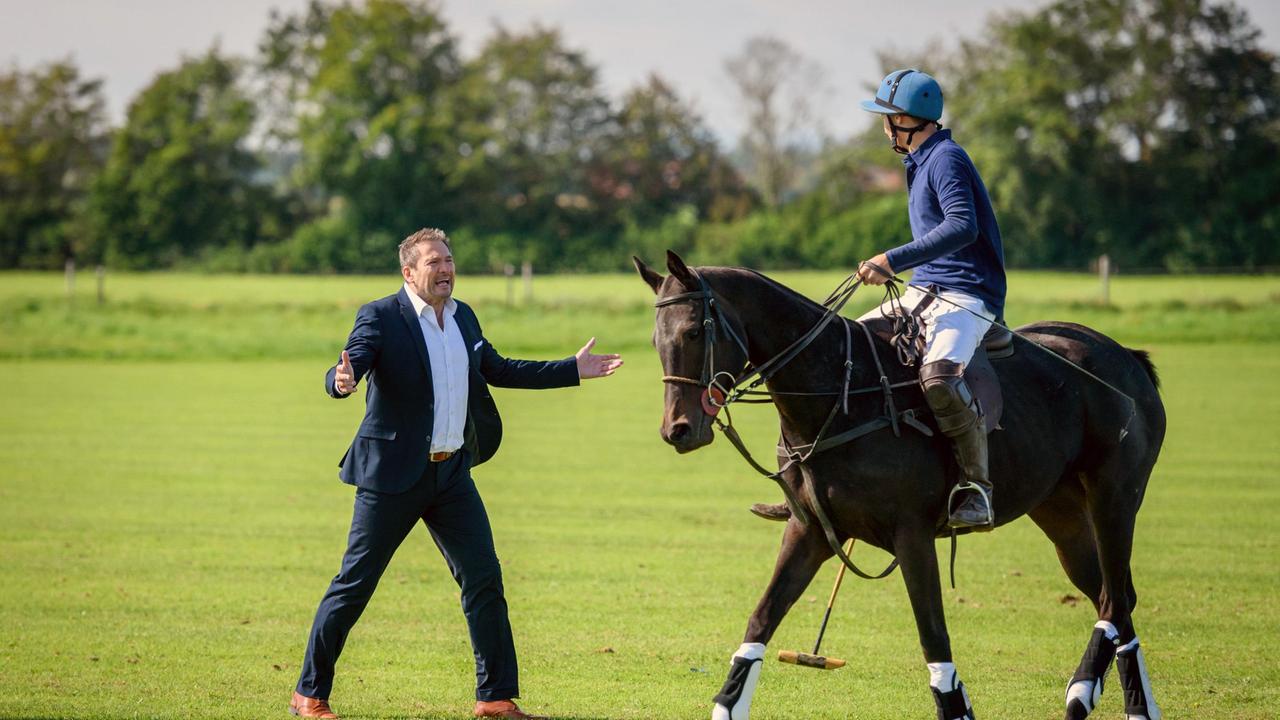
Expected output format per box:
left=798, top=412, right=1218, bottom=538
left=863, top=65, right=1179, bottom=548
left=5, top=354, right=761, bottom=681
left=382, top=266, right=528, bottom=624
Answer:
left=4, top=0, right=1278, bottom=144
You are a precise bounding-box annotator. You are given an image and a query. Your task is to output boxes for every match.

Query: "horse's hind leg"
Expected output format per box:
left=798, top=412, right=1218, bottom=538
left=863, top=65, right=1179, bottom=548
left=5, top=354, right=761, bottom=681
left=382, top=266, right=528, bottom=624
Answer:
left=1030, top=481, right=1103, bottom=611
left=710, top=517, right=831, bottom=720
left=1029, top=481, right=1116, bottom=719
left=1083, top=460, right=1162, bottom=720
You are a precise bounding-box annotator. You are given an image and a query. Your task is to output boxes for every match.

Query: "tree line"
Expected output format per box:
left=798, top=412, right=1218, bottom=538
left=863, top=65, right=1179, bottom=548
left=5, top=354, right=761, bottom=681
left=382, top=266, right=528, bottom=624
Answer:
left=2, top=0, right=1276, bottom=274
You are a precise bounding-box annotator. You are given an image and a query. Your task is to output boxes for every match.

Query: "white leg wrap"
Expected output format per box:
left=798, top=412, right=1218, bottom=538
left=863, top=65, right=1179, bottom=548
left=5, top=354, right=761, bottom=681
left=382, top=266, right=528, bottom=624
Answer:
left=928, top=662, right=973, bottom=720
left=1065, top=621, right=1120, bottom=716
left=734, top=642, right=767, bottom=661
left=1117, top=638, right=1161, bottom=720
left=711, top=643, right=765, bottom=720
left=928, top=662, right=958, bottom=692
left=1065, top=678, right=1099, bottom=712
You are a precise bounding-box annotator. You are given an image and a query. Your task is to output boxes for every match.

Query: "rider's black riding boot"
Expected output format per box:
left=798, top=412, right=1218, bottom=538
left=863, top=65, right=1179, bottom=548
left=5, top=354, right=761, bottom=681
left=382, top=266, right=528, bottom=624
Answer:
left=921, top=360, right=994, bottom=531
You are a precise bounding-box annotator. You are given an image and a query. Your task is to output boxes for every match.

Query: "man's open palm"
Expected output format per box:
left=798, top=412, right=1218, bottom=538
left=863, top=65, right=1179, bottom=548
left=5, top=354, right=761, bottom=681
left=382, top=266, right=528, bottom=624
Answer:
left=575, top=338, right=623, bottom=379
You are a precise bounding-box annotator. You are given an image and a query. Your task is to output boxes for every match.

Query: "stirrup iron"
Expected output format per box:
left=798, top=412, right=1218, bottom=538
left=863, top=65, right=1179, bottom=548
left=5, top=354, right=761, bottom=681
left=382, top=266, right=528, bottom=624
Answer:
left=947, top=480, right=994, bottom=530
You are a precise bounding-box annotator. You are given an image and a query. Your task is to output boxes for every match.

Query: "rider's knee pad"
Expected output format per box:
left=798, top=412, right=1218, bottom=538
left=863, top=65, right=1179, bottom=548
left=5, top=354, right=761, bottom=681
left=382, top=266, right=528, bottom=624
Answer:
left=920, top=360, right=978, bottom=434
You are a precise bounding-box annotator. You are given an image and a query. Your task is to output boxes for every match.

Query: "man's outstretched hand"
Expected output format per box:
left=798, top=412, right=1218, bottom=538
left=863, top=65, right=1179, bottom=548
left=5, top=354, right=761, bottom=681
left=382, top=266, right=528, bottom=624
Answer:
left=334, top=350, right=357, bottom=394
left=575, top=338, right=623, bottom=379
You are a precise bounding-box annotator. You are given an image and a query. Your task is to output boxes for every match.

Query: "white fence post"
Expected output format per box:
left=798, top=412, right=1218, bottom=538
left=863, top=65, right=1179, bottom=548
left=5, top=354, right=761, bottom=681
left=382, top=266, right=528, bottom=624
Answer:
left=65, top=258, right=75, bottom=303
left=1099, top=254, right=1111, bottom=305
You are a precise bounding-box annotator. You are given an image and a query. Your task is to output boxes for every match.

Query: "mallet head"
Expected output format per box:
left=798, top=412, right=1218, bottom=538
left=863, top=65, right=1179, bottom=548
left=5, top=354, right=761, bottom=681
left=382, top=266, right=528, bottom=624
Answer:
left=777, top=650, right=846, bottom=670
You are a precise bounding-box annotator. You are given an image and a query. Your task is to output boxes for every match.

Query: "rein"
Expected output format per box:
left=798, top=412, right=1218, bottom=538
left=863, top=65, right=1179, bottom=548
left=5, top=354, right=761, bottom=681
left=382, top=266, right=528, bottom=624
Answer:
left=655, top=270, right=920, bottom=581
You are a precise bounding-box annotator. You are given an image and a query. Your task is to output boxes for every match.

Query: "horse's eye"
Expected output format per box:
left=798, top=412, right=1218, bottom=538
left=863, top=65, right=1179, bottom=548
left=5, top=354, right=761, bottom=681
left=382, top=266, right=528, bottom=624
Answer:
left=686, top=328, right=701, bottom=340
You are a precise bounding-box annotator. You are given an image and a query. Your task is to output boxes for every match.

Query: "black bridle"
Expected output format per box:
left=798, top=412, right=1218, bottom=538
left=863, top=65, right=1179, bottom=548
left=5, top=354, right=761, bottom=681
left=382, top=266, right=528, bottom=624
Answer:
left=653, top=269, right=926, bottom=581
left=653, top=272, right=752, bottom=420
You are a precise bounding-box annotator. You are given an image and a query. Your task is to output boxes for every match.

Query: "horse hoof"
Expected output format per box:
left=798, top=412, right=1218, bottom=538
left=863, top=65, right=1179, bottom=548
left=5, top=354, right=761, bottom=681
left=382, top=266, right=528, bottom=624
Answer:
left=1064, top=697, right=1091, bottom=720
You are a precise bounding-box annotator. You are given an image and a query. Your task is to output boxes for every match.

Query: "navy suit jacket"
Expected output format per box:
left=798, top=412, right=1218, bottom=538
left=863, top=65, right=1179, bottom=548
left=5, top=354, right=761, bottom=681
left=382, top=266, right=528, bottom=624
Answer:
left=325, top=287, right=580, bottom=494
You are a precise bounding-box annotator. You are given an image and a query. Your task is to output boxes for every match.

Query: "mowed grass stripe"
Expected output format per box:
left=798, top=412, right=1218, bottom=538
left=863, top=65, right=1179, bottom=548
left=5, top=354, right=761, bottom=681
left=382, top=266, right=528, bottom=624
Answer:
left=1, top=340, right=1277, bottom=718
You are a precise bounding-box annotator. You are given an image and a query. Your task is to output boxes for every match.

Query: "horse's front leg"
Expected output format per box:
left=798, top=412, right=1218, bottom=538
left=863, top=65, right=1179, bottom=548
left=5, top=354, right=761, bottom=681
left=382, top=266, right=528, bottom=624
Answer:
left=896, top=526, right=976, bottom=719
left=711, top=517, right=832, bottom=720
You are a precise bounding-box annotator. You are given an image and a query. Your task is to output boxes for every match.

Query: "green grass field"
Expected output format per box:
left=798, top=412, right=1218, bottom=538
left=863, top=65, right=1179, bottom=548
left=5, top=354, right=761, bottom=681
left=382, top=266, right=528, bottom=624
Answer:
left=1, top=269, right=1278, bottom=718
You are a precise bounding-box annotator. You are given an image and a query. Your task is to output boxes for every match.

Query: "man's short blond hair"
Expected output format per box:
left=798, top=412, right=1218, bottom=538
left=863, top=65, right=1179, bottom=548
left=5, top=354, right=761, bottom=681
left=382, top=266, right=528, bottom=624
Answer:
left=399, top=228, right=451, bottom=268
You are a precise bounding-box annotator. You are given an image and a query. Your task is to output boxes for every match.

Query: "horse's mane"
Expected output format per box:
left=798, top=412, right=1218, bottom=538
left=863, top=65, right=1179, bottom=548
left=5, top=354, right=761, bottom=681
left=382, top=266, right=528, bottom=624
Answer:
left=702, top=266, right=830, bottom=319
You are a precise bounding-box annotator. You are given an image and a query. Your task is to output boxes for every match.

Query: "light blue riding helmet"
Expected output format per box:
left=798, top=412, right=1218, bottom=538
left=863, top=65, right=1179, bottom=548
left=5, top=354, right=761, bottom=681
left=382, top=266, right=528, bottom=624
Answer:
left=860, top=68, right=944, bottom=121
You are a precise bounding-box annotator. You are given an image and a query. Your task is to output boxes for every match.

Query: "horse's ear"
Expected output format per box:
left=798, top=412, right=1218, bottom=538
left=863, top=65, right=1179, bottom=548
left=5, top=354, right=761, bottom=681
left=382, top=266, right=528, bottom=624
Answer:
left=666, top=250, right=696, bottom=287
left=632, top=256, right=664, bottom=294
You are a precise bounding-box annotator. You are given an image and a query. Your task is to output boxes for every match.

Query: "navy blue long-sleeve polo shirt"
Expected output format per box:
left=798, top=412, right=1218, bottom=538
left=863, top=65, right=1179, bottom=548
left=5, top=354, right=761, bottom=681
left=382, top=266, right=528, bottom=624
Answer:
left=883, top=129, right=1007, bottom=317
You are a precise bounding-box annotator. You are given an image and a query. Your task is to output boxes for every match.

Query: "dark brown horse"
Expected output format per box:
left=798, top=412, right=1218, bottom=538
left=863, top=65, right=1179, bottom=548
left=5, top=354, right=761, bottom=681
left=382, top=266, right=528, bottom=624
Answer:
left=634, top=252, right=1166, bottom=720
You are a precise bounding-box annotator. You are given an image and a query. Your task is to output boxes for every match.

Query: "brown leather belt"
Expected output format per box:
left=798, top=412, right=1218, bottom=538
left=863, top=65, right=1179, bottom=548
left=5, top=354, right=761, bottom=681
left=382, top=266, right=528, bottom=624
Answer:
left=429, top=451, right=455, bottom=462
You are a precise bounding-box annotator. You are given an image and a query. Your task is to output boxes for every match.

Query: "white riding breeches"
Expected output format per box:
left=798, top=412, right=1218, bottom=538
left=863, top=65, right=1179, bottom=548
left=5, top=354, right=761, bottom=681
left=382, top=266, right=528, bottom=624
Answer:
left=857, top=285, right=996, bottom=369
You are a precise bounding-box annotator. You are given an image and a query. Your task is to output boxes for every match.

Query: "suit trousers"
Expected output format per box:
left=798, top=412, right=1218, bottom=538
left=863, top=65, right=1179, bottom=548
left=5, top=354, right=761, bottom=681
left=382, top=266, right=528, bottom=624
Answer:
left=296, top=451, right=518, bottom=701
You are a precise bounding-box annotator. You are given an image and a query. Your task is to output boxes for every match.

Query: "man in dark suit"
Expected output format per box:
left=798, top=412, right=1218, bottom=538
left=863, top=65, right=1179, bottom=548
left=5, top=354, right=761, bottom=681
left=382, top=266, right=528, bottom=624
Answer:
left=289, top=228, right=622, bottom=720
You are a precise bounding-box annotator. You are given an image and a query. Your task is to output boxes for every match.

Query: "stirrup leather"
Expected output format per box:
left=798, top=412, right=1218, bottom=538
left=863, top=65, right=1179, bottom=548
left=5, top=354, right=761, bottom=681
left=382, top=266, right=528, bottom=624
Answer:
left=947, top=481, right=994, bottom=529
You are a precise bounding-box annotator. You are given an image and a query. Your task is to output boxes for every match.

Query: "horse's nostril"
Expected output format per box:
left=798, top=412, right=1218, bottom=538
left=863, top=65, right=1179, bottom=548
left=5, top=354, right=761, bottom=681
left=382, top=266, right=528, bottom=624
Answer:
left=668, top=422, right=691, bottom=443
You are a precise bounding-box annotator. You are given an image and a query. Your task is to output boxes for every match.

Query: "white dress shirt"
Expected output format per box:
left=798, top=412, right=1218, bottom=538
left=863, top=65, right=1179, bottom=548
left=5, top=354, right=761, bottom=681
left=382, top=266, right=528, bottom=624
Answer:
left=404, top=284, right=470, bottom=453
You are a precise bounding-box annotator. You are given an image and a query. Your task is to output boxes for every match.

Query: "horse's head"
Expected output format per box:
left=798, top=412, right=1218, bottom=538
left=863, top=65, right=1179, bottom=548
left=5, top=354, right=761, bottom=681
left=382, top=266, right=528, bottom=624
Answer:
left=633, top=251, right=749, bottom=453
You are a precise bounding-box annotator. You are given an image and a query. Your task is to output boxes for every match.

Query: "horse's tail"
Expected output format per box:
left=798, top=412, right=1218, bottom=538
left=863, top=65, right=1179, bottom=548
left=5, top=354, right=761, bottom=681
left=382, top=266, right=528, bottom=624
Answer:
left=1128, top=348, right=1160, bottom=391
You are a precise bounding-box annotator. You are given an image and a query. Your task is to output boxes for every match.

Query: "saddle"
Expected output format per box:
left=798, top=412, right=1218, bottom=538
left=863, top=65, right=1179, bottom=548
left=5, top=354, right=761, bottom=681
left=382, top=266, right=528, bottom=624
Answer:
left=866, top=311, right=1013, bottom=434
left=967, top=339, right=1005, bottom=434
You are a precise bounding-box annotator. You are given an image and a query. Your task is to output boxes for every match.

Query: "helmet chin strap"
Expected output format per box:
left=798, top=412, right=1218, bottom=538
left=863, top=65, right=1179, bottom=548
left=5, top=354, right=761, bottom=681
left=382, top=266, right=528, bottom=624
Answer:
left=888, top=117, right=941, bottom=155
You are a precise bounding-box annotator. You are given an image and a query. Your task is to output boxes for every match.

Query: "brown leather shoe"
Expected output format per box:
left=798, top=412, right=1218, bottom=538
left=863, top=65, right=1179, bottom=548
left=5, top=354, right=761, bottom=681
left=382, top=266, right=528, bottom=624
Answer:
left=474, top=699, right=547, bottom=719
left=749, top=502, right=791, bottom=522
left=289, top=691, right=339, bottom=719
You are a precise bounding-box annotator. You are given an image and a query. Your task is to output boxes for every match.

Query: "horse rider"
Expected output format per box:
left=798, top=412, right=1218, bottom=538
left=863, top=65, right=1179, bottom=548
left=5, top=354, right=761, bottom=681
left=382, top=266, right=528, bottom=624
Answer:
left=754, top=69, right=1008, bottom=530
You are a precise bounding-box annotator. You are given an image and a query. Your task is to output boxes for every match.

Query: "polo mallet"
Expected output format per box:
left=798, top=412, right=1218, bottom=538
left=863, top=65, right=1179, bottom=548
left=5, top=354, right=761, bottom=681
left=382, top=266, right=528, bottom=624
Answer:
left=777, top=539, right=854, bottom=670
